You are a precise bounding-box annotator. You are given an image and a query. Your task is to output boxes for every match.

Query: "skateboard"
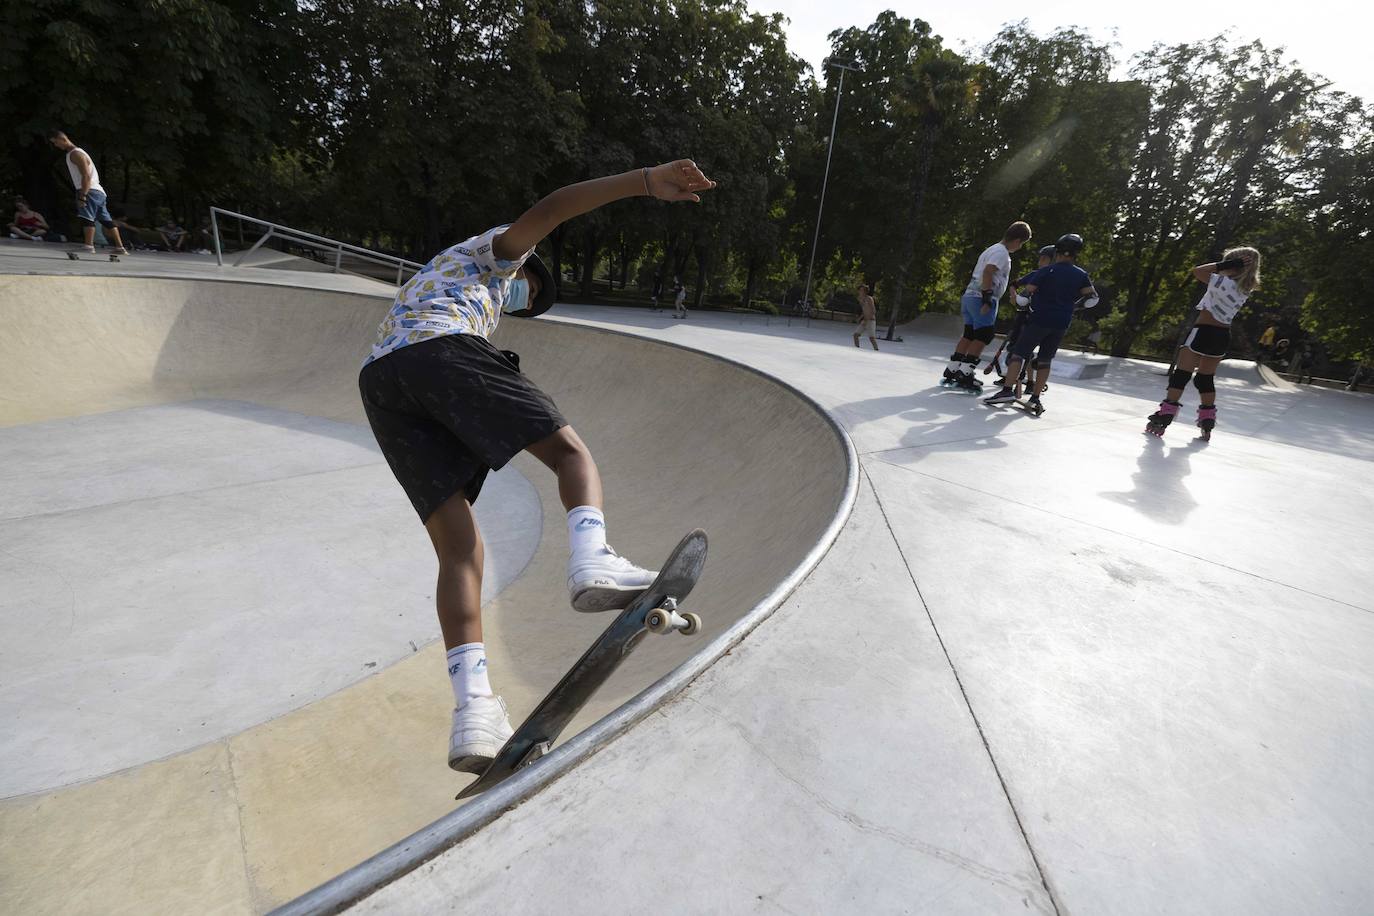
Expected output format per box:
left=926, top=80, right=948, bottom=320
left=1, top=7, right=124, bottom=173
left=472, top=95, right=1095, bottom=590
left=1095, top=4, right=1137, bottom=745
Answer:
left=457, top=529, right=708, bottom=799
left=67, top=250, right=120, bottom=262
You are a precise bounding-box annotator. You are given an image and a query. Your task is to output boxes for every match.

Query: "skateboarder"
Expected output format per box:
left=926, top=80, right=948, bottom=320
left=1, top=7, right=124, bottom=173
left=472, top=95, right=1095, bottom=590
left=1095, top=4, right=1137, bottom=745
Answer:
left=357, top=160, right=716, bottom=774
left=853, top=283, right=879, bottom=350
left=984, top=233, right=1099, bottom=413
left=939, top=221, right=1032, bottom=391
left=1144, top=248, right=1261, bottom=439
left=47, top=130, right=129, bottom=257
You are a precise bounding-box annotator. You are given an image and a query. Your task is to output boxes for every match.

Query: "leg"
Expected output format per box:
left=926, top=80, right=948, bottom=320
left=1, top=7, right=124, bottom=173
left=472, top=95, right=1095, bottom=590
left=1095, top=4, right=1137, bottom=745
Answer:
left=524, top=426, right=602, bottom=511
left=1168, top=347, right=1199, bottom=402
left=424, top=493, right=485, bottom=649
left=1193, top=355, right=1221, bottom=438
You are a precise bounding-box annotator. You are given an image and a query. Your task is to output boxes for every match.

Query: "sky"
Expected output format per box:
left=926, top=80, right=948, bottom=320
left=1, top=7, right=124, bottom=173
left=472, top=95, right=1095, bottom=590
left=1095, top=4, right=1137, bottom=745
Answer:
left=745, top=0, right=1374, bottom=104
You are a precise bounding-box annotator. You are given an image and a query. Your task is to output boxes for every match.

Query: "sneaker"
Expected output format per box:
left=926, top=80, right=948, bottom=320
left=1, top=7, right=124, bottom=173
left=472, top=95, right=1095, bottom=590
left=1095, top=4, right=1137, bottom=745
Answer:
left=449, top=696, right=513, bottom=773
left=984, top=386, right=1017, bottom=405
left=568, top=545, right=658, bottom=612
left=109, top=246, right=129, bottom=256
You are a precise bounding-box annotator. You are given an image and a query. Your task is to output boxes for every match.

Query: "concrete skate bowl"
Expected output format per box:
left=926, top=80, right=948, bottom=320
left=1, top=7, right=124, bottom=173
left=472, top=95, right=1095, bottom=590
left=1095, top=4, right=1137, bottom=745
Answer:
left=0, top=273, right=855, bottom=914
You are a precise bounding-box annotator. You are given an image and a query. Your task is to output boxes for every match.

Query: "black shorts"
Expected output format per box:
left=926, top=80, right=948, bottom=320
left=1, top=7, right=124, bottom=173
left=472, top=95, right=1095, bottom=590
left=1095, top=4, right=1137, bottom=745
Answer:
left=358, top=334, right=567, bottom=521
left=1183, top=324, right=1230, bottom=358
left=1010, top=322, right=1066, bottom=363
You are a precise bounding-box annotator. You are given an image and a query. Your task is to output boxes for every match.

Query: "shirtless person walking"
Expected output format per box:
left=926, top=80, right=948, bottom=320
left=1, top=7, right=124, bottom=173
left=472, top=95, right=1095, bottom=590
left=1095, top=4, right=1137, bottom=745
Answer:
left=853, top=284, right=879, bottom=351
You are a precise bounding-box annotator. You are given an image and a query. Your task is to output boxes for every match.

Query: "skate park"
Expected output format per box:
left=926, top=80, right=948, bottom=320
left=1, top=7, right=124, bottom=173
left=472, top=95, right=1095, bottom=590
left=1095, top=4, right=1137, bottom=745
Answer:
left=1, top=241, right=1371, bottom=914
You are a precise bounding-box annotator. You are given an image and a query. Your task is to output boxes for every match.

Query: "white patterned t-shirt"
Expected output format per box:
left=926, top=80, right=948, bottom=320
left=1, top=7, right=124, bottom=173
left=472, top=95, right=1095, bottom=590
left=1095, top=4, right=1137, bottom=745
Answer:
left=363, top=225, right=533, bottom=366
left=1195, top=273, right=1249, bottom=326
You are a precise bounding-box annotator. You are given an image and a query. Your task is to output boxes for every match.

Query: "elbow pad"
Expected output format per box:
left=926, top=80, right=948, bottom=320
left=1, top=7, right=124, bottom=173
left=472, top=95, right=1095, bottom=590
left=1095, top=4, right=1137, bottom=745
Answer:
left=1015, top=293, right=1030, bottom=308
left=1080, top=294, right=1100, bottom=310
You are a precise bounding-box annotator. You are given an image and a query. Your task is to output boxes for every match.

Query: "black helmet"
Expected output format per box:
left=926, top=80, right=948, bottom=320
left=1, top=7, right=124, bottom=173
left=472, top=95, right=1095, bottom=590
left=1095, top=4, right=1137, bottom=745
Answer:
left=508, top=252, right=556, bottom=318
left=1038, top=245, right=1056, bottom=259
left=1054, top=233, right=1084, bottom=256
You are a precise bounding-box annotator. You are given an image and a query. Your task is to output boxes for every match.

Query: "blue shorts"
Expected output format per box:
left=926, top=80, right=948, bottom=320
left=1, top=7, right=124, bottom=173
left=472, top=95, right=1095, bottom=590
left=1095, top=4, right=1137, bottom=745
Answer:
left=77, top=188, right=114, bottom=228
left=1010, top=323, right=1066, bottom=363
left=960, top=292, right=998, bottom=330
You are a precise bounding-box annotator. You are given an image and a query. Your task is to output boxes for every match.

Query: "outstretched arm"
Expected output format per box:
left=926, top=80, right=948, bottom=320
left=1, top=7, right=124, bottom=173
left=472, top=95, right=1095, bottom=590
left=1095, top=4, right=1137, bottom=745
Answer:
left=494, top=160, right=715, bottom=261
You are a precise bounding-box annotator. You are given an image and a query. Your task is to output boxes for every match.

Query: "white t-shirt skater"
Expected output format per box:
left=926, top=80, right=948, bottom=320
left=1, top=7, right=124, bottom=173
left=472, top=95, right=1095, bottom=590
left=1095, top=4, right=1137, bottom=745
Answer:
left=965, top=243, right=1012, bottom=299
left=364, top=225, right=534, bottom=367
left=1195, top=274, right=1249, bottom=326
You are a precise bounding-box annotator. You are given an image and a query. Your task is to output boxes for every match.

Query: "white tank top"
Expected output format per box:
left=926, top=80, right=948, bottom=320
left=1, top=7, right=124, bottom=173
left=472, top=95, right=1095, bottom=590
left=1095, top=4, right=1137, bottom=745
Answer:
left=66, top=148, right=104, bottom=194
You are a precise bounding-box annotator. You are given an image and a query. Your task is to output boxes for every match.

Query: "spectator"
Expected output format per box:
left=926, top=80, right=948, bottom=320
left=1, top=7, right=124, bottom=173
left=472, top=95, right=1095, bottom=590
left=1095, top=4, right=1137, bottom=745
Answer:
left=1257, top=324, right=1277, bottom=363
left=8, top=197, right=52, bottom=241
left=672, top=276, right=687, bottom=319
left=109, top=208, right=150, bottom=250
left=158, top=217, right=189, bottom=251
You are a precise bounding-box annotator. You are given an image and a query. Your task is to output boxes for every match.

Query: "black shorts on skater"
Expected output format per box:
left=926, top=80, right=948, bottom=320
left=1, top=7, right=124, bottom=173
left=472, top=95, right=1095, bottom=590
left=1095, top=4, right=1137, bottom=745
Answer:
left=1183, top=324, right=1230, bottom=358
left=358, top=334, right=567, bottom=521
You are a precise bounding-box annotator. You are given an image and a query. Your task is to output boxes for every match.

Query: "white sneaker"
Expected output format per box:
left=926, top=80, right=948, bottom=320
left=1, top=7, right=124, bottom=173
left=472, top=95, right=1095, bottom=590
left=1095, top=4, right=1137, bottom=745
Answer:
left=567, top=545, right=658, bottom=612
left=448, top=695, right=513, bottom=774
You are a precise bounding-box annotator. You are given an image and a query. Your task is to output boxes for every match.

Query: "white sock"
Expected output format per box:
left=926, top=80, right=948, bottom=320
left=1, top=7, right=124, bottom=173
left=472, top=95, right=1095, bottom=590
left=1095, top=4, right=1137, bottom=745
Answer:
left=447, top=642, right=492, bottom=708
left=568, top=505, right=608, bottom=555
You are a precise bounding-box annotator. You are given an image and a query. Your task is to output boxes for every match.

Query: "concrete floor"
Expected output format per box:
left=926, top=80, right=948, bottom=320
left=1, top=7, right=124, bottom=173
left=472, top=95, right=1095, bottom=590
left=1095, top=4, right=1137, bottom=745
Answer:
left=0, top=263, right=847, bottom=913
left=356, top=307, right=1374, bottom=915
left=2, top=243, right=1371, bottom=914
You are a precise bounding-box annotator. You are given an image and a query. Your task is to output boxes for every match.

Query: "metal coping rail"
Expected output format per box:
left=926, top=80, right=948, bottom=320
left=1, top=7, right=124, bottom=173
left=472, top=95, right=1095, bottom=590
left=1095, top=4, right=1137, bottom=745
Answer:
left=269, top=320, right=861, bottom=916
left=209, top=208, right=424, bottom=285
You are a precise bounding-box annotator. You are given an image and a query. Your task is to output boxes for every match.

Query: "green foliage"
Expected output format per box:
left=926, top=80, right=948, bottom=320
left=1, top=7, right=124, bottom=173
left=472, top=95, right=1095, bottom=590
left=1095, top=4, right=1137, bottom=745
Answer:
left=3, top=4, right=1368, bottom=361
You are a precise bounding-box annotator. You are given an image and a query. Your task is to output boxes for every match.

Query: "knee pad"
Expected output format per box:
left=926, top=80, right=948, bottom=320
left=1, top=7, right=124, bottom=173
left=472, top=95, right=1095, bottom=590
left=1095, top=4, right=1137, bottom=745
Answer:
left=962, top=324, right=977, bottom=341
left=1168, top=368, right=1193, bottom=390
left=972, top=325, right=996, bottom=344
left=1193, top=373, right=1216, bottom=394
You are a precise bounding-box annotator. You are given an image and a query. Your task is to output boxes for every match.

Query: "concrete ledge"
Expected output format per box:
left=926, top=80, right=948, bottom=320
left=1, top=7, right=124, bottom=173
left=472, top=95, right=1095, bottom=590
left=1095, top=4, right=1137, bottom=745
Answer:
left=1050, top=355, right=1109, bottom=380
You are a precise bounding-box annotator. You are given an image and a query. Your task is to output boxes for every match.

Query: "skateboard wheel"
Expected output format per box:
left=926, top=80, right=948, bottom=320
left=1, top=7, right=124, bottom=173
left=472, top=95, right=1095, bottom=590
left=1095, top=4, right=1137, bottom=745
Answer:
left=646, top=608, right=671, bottom=634
left=679, top=612, right=702, bottom=636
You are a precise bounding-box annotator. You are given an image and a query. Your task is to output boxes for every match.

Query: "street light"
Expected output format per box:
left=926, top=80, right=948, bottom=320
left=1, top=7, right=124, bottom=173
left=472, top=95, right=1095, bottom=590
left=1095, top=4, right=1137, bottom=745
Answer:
left=801, top=58, right=860, bottom=325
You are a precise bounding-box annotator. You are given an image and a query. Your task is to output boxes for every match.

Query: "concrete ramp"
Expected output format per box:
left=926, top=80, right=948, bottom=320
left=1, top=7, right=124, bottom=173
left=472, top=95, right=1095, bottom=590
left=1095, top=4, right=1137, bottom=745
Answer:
left=0, top=275, right=853, bottom=913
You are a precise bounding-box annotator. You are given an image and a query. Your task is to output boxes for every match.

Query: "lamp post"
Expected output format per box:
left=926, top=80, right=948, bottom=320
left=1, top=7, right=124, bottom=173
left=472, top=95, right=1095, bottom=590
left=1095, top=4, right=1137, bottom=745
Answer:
left=801, top=58, right=859, bottom=325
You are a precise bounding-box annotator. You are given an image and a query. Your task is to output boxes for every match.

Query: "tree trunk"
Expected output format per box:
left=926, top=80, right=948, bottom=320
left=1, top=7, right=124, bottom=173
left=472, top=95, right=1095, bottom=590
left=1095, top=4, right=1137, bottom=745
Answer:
left=742, top=257, right=760, bottom=311
left=579, top=227, right=598, bottom=299
left=549, top=225, right=565, bottom=301
left=884, top=121, right=939, bottom=341
left=693, top=244, right=708, bottom=309
left=419, top=158, right=441, bottom=256
left=620, top=243, right=630, bottom=288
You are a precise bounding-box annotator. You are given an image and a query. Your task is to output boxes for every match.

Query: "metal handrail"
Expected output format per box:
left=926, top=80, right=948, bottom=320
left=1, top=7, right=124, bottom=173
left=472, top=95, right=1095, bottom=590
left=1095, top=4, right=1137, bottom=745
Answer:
left=209, top=207, right=423, bottom=285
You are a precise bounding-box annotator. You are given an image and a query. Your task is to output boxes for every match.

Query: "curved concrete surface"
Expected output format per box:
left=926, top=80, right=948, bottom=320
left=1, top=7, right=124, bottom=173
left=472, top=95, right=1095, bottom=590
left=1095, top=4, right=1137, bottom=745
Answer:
left=0, top=274, right=852, bottom=913
left=328, top=306, right=1373, bottom=915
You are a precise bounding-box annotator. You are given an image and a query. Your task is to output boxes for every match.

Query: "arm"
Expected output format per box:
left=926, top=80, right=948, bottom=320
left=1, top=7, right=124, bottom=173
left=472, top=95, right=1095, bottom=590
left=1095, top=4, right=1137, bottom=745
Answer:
left=979, top=262, right=999, bottom=313
left=493, top=160, right=715, bottom=261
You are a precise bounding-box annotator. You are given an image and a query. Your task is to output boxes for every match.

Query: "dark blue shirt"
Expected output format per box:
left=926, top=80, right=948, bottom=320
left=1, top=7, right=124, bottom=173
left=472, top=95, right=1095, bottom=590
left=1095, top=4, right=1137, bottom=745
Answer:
left=1024, top=263, right=1092, bottom=330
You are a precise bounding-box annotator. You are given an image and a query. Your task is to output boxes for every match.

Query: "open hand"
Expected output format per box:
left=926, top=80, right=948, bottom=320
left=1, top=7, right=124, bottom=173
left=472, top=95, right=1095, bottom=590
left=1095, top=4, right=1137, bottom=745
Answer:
left=647, top=160, right=717, bottom=202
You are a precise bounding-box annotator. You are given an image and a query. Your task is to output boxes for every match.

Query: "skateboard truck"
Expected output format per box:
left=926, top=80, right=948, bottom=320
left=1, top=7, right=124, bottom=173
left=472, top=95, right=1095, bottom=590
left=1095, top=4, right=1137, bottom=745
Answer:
left=644, top=597, right=702, bottom=636
left=517, top=740, right=552, bottom=770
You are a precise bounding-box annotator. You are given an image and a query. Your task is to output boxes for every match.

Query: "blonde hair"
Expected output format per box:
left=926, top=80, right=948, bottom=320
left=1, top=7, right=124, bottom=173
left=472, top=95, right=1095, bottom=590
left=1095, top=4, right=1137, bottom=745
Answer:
left=1224, top=247, right=1261, bottom=294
